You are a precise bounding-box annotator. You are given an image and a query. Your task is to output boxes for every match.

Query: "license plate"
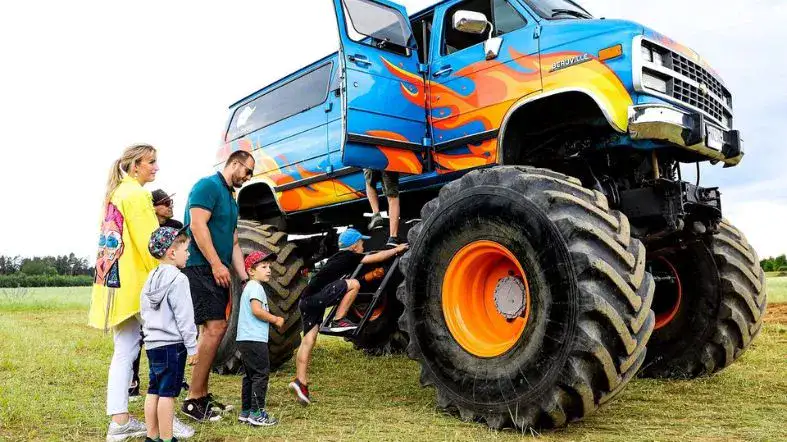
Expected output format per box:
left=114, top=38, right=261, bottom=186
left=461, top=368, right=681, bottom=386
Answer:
left=706, top=124, right=724, bottom=150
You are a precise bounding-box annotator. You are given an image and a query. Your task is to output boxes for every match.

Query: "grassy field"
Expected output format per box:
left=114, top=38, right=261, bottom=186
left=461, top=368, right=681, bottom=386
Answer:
left=767, top=276, right=787, bottom=303
left=1, top=284, right=786, bottom=442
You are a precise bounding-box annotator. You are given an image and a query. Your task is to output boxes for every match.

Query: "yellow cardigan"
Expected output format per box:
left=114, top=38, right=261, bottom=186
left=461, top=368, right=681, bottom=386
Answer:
left=88, top=176, right=160, bottom=330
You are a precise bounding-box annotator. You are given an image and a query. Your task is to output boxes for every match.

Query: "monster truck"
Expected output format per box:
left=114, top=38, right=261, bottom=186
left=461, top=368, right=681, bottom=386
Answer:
left=211, top=0, right=765, bottom=430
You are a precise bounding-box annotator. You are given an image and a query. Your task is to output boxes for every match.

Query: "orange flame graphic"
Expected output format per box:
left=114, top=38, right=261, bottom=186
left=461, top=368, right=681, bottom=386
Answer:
left=365, top=130, right=423, bottom=174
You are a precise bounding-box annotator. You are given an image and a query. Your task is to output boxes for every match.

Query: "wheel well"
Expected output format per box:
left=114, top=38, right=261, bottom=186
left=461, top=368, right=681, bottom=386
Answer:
left=500, top=91, right=614, bottom=166
left=237, top=182, right=281, bottom=222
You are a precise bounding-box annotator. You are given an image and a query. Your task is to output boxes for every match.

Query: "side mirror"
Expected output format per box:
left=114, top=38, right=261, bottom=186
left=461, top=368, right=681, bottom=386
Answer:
left=452, top=10, right=501, bottom=60
left=452, top=10, right=489, bottom=35
left=484, top=37, right=503, bottom=60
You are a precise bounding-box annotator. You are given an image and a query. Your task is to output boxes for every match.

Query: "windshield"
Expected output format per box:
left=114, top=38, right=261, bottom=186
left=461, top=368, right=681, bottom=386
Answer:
left=342, top=0, right=413, bottom=49
left=523, top=0, right=593, bottom=19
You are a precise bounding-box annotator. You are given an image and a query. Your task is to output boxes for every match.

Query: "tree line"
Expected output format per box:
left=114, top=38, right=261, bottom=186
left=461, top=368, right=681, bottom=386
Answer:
left=0, top=254, right=94, bottom=288
left=760, top=255, right=787, bottom=273
left=0, top=254, right=93, bottom=276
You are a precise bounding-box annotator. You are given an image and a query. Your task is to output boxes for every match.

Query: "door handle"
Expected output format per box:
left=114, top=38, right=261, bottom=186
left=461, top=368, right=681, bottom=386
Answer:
left=348, top=54, right=372, bottom=67
left=432, top=65, right=453, bottom=78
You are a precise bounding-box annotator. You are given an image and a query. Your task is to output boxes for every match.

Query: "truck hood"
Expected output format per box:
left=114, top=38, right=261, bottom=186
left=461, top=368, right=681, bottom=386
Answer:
left=538, top=19, right=644, bottom=51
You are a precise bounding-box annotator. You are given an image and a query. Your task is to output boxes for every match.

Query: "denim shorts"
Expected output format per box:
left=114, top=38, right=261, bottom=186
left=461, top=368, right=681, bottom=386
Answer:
left=146, top=343, right=187, bottom=398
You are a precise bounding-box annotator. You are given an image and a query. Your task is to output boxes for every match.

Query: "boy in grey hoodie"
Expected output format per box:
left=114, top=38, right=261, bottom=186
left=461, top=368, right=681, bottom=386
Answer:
left=140, top=227, right=200, bottom=442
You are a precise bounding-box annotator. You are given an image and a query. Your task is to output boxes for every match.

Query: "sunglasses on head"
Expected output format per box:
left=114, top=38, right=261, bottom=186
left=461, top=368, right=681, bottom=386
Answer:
left=155, top=199, right=173, bottom=208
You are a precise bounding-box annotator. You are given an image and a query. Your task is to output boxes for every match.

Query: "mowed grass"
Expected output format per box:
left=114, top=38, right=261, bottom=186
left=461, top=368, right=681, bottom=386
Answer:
left=766, top=276, right=787, bottom=303
left=1, top=285, right=786, bottom=442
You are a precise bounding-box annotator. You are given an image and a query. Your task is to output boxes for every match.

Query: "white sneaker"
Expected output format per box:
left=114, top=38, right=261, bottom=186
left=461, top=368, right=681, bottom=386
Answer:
left=173, top=416, right=195, bottom=439
left=106, top=416, right=146, bottom=442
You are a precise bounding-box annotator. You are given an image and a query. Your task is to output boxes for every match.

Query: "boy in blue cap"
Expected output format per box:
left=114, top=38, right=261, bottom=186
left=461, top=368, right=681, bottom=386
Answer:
left=288, top=228, right=408, bottom=405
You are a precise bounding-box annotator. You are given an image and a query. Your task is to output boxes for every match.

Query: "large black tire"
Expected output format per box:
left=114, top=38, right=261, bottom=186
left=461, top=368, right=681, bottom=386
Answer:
left=398, top=166, right=655, bottom=430
left=640, top=220, right=767, bottom=378
left=213, top=220, right=305, bottom=374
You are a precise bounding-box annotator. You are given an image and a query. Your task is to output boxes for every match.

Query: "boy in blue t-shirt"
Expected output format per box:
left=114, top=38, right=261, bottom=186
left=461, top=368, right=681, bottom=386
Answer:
left=237, top=250, right=284, bottom=427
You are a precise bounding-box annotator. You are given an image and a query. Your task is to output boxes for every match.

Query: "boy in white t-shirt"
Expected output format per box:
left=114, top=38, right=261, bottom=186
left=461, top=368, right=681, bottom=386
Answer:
left=236, top=250, right=285, bottom=427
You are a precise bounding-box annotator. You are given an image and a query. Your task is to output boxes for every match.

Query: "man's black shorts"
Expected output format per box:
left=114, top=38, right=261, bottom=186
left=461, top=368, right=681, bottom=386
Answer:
left=299, top=280, right=348, bottom=334
left=183, top=265, right=229, bottom=325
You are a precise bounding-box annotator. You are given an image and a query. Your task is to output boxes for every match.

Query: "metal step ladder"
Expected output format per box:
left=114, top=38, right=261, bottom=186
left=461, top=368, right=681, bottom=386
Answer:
left=319, top=256, right=401, bottom=337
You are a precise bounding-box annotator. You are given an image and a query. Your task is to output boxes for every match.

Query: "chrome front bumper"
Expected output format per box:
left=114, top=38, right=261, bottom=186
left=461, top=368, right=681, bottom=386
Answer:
left=628, top=104, right=743, bottom=166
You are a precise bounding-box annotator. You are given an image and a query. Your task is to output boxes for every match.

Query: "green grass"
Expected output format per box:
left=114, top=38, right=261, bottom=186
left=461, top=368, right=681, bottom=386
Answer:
left=1, top=284, right=786, bottom=441
left=766, top=276, right=787, bottom=303
left=0, top=286, right=92, bottom=312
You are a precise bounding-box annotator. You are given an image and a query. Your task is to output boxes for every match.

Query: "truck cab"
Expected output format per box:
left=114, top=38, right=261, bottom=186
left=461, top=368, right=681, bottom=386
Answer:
left=221, top=0, right=740, bottom=238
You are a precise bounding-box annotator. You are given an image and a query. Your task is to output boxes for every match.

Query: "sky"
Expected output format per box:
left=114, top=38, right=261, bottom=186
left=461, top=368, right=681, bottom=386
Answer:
left=0, top=0, right=785, bottom=261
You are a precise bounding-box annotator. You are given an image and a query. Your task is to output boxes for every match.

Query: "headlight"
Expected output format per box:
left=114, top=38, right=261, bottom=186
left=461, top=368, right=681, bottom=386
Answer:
left=641, top=46, right=653, bottom=62
left=643, top=72, right=668, bottom=93
left=642, top=45, right=667, bottom=67
left=652, top=50, right=666, bottom=67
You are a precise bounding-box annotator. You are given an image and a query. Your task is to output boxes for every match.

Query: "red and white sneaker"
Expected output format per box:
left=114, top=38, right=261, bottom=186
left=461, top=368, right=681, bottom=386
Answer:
left=288, top=379, right=311, bottom=406
left=328, top=317, right=358, bottom=332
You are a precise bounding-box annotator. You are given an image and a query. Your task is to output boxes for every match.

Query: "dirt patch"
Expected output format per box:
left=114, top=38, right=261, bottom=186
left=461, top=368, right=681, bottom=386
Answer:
left=765, top=303, right=787, bottom=324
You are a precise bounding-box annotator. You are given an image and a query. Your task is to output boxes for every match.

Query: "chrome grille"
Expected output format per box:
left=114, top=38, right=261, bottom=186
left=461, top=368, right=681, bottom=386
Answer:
left=672, top=79, right=725, bottom=123
left=670, top=53, right=728, bottom=102
left=637, top=37, right=733, bottom=128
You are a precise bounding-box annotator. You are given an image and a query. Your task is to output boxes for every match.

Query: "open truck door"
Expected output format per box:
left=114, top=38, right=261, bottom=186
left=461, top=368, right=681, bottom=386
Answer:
left=331, top=0, right=428, bottom=175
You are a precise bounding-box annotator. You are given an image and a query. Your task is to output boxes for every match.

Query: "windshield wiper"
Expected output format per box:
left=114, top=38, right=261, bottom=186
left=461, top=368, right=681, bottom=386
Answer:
left=551, top=8, right=592, bottom=19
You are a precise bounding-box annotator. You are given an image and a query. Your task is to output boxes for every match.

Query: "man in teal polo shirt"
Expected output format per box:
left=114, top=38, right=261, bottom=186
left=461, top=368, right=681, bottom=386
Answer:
left=181, top=150, right=255, bottom=422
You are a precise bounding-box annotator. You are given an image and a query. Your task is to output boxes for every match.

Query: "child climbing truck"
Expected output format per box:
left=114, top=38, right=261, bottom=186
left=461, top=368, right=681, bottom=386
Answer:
left=288, top=228, right=408, bottom=405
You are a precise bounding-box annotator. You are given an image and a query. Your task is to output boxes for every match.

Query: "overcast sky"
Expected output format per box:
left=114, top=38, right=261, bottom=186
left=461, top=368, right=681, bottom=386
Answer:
left=0, top=0, right=785, bottom=261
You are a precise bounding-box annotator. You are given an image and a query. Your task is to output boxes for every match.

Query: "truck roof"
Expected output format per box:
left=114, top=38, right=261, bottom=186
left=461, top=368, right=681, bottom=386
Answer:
left=228, top=1, right=446, bottom=110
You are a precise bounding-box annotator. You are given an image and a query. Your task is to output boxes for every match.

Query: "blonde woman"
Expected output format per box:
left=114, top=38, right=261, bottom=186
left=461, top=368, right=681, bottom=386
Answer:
left=89, top=144, right=162, bottom=441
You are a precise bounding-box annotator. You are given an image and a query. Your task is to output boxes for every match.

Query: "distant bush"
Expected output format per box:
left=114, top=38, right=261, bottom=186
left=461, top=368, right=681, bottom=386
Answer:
left=0, top=274, right=93, bottom=288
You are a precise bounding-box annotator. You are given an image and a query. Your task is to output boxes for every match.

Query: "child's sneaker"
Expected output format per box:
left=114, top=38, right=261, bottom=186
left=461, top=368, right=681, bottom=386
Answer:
left=106, top=416, right=146, bottom=442
left=385, top=236, right=401, bottom=247
left=238, top=410, right=250, bottom=423
left=368, top=213, right=384, bottom=230
left=247, top=410, right=278, bottom=427
left=328, top=317, right=358, bottom=332
left=172, top=416, right=195, bottom=439
left=181, top=397, right=222, bottom=422
left=288, top=379, right=311, bottom=405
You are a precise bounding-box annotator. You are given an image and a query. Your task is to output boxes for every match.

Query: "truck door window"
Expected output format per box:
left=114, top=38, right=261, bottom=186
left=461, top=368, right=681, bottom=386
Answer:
left=493, top=0, right=527, bottom=35
left=342, top=0, right=413, bottom=55
left=443, top=0, right=527, bottom=55
left=226, top=63, right=332, bottom=142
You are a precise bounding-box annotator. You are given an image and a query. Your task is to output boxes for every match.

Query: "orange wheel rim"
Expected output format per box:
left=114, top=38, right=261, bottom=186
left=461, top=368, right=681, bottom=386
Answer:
left=442, top=240, right=530, bottom=357
left=352, top=296, right=387, bottom=322
left=653, top=256, right=682, bottom=330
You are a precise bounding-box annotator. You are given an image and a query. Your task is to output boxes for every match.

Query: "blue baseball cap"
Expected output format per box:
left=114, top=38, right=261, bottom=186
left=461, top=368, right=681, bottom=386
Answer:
left=338, top=228, right=370, bottom=249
